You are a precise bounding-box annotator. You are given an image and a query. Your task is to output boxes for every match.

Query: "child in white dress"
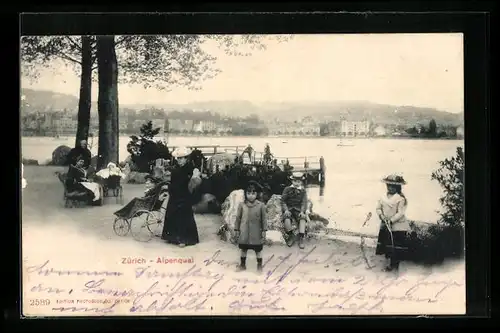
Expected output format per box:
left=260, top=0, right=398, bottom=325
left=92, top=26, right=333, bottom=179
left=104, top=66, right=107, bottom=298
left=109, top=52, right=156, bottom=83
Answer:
left=375, top=174, right=410, bottom=272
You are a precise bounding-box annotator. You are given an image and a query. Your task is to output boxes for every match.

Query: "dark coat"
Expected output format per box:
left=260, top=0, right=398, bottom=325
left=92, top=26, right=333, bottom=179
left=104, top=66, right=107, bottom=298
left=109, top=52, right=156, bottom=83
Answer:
left=65, top=165, right=87, bottom=192
left=235, top=200, right=267, bottom=245
left=161, top=164, right=199, bottom=246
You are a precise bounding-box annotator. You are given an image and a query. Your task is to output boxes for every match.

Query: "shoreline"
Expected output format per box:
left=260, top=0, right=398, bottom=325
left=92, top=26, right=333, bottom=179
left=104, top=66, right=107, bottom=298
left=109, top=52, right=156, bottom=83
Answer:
left=21, top=135, right=463, bottom=141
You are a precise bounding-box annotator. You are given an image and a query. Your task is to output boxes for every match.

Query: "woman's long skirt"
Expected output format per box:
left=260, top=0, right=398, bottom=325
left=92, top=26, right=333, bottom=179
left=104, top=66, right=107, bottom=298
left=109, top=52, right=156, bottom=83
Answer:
left=375, top=222, right=410, bottom=261
left=161, top=198, right=199, bottom=246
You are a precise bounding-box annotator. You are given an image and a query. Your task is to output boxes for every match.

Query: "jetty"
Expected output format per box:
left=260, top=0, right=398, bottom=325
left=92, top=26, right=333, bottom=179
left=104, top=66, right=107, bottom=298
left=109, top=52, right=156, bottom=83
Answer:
left=168, top=144, right=326, bottom=186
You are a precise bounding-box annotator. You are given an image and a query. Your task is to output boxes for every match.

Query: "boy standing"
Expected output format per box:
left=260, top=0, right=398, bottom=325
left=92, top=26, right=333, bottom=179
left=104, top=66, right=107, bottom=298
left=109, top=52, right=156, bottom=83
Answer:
left=281, top=171, right=309, bottom=249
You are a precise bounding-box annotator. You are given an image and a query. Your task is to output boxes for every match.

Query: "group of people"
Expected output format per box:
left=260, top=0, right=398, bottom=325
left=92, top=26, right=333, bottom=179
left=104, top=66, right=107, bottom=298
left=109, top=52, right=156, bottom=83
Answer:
left=64, top=140, right=101, bottom=203
left=158, top=145, right=410, bottom=273
left=231, top=172, right=409, bottom=273
left=64, top=139, right=124, bottom=205
left=58, top=140, right=409, bottom=274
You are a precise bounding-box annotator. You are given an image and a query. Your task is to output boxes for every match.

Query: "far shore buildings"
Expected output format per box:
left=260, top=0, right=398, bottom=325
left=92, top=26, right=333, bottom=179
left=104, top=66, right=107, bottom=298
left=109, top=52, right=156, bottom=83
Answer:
left=267, top=118, right=320, bottom=136
left=373, top=125, right=387, bottom=137
left=340, top=120, right=371, bottom=137
left=167, top=119, right=232, bottom=135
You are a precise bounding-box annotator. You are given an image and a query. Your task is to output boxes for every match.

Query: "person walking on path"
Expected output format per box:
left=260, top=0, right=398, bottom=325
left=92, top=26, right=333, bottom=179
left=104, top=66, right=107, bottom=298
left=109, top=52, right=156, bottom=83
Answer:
left=161, top=147, right=200, bottom=247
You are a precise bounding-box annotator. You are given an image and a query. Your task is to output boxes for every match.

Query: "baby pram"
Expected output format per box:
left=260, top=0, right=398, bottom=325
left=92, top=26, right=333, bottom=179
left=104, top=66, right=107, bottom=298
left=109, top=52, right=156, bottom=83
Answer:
left=102, top=175, right=124, bottom=204
left=112, top=179, right=169, bottom=242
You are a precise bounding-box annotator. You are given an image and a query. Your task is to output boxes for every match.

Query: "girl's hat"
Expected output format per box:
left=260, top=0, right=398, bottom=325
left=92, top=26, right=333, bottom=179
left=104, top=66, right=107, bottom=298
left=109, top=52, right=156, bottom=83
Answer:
left=290, top=171, right=305, bottom=180
left=382, top=174, right=407, bottom=185
left=172, top=147, right=191, bottom=158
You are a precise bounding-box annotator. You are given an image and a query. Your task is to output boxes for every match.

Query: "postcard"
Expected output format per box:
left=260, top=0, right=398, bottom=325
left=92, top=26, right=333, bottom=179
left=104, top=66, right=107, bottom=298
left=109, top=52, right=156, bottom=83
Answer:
left=21, top=33, right=465, bottom=316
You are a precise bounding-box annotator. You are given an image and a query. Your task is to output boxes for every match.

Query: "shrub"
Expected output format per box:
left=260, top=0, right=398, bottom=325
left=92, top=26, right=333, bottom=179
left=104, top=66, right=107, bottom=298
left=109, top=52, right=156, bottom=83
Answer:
left=127, top=121, right=172, bottom=173
left=402, top=147, right=465, bottom=264
left=423, top=146, right=465, bottom=260
left=431, top=146, right=465, bottom=228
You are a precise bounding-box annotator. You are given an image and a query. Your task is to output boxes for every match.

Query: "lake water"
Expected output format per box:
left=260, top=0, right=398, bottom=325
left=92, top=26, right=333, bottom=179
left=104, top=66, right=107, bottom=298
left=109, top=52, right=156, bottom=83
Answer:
left=21, top=136, right=464, bottom=236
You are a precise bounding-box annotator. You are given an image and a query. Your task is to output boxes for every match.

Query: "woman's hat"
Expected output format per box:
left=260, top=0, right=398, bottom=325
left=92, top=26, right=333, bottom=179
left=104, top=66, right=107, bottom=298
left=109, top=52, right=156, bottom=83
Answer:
left=382, top=174, right=407, bottom=185
left=290, top=171, right=305, bottom=180
left=172, top=147, right=191, bottom=158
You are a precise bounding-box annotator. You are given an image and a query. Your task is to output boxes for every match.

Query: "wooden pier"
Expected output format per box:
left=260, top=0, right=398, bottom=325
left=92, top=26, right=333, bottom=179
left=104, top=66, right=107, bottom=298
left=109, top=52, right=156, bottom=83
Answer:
left=168, top=145, right=326, bottom=186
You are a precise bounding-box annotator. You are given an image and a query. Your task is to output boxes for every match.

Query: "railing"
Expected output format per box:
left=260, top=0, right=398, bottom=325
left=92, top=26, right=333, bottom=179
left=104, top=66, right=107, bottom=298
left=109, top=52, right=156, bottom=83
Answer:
left=168, top=145, right=247, bottom=157
left=166, top=145, right=325, bottom=176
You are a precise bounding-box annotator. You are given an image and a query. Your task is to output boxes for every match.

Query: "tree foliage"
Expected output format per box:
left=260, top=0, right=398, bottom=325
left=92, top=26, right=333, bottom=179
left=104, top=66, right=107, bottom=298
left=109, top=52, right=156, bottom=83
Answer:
left=428, top=119, right=437, bottom=137
left=21, top=36, right=97, bottom=82
left=431, top=146, right=465, bottom=228
left=127, top=121, right=172, bottom=173
left=21, top=34, right=293, bottom=90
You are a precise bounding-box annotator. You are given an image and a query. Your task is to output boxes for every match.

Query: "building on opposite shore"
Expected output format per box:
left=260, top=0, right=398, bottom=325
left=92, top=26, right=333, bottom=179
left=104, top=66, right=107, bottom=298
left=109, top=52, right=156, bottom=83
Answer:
left=340, top=120, right=370, bottom=137
left=151, top=118, right=165, bottom=132
left=167, top=119, right=194, bottom=133
left=373, top=125, right=387, bottom=137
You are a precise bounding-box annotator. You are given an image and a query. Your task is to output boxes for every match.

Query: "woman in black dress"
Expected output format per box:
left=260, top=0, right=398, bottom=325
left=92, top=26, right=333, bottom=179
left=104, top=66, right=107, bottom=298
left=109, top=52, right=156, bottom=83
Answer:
left=65, top=158, right=95, bottom=202
left=161, top=147, right=200, bottom=247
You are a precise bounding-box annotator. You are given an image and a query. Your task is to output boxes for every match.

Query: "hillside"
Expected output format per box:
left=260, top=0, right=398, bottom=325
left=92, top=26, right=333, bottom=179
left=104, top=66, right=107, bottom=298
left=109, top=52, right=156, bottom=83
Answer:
left=21, top=88, right=98, bottom=112
left=20, top=88, right=463, bottom=126
left=255, top=101, right=463, bottom=126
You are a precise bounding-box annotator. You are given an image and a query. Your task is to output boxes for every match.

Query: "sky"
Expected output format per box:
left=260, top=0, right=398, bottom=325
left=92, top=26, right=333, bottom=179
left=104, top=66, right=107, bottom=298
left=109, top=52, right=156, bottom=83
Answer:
left=21, top=33, right=464, bottom=113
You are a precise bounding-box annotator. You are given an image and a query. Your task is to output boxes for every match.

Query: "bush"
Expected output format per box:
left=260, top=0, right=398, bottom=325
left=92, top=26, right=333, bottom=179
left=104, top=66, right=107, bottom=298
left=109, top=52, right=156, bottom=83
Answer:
left=428, top=146, right=465, bottom=259
left=127, top=121, right=172, bottom=173
left=431, top=146, right=465, bottom=228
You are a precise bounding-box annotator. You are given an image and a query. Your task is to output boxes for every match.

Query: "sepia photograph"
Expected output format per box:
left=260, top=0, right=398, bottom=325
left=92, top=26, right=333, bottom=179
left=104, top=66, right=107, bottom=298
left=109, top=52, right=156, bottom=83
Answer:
left=20, top=33, right=465, bottom=316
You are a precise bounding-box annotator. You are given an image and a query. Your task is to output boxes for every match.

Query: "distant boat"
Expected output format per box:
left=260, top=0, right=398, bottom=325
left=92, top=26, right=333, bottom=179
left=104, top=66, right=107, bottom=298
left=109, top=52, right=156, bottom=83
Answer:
left=337, top=138, right=354, bottom=147
left=282, top=140, right=288, bottom=144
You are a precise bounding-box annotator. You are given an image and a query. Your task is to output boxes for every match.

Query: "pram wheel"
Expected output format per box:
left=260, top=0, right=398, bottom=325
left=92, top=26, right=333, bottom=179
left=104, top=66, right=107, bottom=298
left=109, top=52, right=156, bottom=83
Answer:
left=113, top=217, right=130, bottom=236
left=130, top=210, right=160, bottom=242
left=146, top=211, right=163, bottom=238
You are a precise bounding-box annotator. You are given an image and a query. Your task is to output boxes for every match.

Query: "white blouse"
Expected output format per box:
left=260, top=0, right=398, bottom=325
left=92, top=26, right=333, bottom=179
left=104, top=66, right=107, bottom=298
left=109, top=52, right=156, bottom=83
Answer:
left=376, top=193, right=409, bottom=231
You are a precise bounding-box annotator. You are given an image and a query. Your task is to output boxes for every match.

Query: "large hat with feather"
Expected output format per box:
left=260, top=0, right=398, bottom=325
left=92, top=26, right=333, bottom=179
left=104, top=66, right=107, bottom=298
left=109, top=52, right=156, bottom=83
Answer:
left=172, top=147, right=191, bottom=158
left=381, top=174, right=407, bottom=185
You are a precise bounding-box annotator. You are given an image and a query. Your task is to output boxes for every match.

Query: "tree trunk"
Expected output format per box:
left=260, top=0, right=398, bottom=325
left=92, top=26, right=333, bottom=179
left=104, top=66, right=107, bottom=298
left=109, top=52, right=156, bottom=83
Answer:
left=96, top=36, right=119, bottom=170
left=74, top=36, right=93, bottom=148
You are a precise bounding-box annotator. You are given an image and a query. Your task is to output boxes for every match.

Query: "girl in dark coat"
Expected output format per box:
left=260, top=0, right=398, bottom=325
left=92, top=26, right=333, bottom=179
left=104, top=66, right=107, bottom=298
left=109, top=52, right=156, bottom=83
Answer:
left=234, top=181, right=267, bottom=272
left=161, top=147, right=200, bottom=247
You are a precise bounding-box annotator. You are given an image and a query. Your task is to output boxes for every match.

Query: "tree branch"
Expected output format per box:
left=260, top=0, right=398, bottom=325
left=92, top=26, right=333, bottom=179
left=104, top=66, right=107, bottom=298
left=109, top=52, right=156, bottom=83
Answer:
left=115, top=36, right=134, bottom=48
left=56, top=50, right=81, bottom=64
left=90, top=52, right=98, bottom=70
left=65, top=36, right=82, bottom=52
